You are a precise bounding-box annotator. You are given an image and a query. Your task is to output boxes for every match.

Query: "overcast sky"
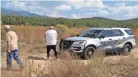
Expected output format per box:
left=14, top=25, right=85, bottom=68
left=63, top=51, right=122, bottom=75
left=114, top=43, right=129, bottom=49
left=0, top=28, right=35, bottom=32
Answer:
left=1, top=0, right=138, bottom=20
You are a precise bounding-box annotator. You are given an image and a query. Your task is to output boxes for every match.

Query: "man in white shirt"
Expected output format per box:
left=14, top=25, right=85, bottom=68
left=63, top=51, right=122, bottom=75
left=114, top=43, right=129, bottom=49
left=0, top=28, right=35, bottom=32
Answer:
left=45, top=26, right=58, bottom=59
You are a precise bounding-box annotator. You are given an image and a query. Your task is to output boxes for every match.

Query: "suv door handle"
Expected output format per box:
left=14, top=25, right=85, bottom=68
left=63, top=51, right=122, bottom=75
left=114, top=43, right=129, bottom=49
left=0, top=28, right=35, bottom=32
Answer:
left=109, top=38, right=112, bottom=40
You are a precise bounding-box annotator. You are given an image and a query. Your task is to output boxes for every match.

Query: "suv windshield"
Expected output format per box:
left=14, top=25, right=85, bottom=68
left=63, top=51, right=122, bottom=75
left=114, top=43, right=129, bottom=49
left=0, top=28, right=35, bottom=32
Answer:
left=80, top=30, right=102, bottom=38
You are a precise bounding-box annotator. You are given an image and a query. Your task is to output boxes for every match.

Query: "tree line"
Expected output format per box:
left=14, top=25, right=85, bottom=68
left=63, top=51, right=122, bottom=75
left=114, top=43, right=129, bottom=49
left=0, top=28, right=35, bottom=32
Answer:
left=1, top=15, right=138, bottom=28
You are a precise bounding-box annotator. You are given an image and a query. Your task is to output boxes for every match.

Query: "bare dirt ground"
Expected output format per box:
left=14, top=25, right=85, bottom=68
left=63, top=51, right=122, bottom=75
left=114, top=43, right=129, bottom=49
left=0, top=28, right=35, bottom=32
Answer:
left=1, top=45, right=138, bottom=77
left=1, top=39, right=138, bottom=77
left=1, top=48, right=138, bottom=66
left=1, top=26, right=138, bottom=77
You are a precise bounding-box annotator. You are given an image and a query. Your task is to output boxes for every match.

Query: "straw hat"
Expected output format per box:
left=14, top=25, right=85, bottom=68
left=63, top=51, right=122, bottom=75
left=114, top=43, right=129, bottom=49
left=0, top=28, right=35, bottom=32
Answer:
left=5, top=25, right=10, bottom=29
left=50, top=26, right=54, bottom=29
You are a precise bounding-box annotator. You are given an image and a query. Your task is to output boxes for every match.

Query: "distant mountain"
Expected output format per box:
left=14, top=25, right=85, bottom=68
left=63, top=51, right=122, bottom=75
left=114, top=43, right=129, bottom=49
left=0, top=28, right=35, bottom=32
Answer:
left=1, top=7, right=48, bottom=17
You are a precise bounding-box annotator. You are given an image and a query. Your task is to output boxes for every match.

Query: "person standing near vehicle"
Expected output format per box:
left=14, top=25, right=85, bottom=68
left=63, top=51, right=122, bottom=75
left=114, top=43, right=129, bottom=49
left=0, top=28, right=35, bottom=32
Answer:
left=5, top=25, right=24, bottom=70
left=45, top=26, right=58, bottom=59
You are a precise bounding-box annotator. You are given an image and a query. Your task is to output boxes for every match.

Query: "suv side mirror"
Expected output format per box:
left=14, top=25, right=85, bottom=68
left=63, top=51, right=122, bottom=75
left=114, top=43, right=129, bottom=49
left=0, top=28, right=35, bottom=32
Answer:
left=99, top=35, right=105, bottom=39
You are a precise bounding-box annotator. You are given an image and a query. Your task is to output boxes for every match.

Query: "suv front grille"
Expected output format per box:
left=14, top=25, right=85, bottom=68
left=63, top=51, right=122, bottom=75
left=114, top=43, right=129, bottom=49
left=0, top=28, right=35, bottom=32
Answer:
left=62, top=40, right=74, bottom=50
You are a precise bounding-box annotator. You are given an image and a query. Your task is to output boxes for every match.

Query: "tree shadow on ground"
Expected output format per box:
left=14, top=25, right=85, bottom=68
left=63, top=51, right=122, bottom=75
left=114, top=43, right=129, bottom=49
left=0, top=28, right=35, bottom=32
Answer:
left=1, top=68, right=22, bottom=72
left=28, top=56, right=45, bottom=60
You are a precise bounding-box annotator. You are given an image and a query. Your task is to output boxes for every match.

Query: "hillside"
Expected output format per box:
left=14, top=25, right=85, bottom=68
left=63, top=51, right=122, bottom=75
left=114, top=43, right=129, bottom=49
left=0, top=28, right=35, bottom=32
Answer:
left=1, top=7, right=138, bottom=28
left=1, top=8, right=48, bottom=17
left=121, top=18, right=138, bottom=27
left=1, top=15, right=138, bottom=28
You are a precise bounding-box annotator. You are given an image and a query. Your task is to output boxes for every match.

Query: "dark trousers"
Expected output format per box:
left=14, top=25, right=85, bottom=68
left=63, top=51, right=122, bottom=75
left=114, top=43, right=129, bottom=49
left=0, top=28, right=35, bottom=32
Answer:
left=6, top=49, right=23, bottom=69
left=47, top=45, right=58, bottom=58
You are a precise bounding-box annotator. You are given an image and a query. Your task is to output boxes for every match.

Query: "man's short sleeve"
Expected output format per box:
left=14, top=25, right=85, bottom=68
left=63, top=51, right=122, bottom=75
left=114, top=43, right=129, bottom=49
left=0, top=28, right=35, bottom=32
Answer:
left=6, top=33, right=11, bottom=41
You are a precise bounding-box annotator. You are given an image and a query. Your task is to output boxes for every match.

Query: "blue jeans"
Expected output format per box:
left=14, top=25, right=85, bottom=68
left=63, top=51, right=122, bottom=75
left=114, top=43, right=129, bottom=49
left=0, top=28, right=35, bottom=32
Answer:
left=6, top=49, right=23, bottom=69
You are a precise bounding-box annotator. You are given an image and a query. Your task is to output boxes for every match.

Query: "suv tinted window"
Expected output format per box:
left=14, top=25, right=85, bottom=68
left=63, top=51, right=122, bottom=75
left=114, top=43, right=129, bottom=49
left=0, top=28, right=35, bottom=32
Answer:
left=80, top=30, right=102, bottom=38
left=100, top=30, right=114, bottom=37
left=112, top=30, right=124, bottom=36
left=125, top=30, right=134, bottom=35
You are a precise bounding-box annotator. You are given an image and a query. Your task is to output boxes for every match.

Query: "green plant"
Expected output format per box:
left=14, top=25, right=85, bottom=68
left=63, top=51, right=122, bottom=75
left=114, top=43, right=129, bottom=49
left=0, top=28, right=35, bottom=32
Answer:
left=56, top=24, right=69, bottom=39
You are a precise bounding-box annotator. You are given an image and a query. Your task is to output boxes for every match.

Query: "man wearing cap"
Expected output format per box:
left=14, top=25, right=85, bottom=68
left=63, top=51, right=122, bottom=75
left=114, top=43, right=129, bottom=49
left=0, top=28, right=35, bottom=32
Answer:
left=5, top=25, right=24, bottom=70
left=45, top=26, right=58, bottom=59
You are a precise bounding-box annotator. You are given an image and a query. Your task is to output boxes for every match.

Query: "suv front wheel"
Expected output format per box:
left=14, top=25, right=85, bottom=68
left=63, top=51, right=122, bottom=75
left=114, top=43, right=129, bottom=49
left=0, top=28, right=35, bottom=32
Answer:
left=123, top=44, right=132, bottom=53
left=83, top=46, right=95, bottom=59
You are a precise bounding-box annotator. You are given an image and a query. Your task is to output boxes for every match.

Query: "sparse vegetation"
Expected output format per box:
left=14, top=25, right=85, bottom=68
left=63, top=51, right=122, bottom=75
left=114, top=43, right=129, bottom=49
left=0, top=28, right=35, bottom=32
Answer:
left=56, top=24, right=69, bottom=39
left=1, top=25, right=138, bottom=77
left=1, top=15, right=138, bottom=28
left=1, top=1, right=138, bottom=76
left=1, top=49, right=138, bottom=77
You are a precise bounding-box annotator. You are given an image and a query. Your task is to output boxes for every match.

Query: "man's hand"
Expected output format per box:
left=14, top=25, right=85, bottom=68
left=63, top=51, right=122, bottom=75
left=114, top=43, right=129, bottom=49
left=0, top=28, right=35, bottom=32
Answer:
left=6, top=50, right=11, bottom=53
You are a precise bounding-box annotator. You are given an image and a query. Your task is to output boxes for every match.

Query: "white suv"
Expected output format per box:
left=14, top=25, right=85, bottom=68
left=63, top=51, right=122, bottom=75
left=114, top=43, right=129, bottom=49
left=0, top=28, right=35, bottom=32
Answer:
left=60, top=28, right=136, bottom=59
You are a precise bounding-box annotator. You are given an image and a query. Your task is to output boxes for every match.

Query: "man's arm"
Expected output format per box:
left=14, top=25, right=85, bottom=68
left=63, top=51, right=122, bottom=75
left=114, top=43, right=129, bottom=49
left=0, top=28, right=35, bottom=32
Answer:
left=7, top=41, right=11, bottom=52
left=6, top=34, right=11, bottom=53
left=55, top=30, right=58, bottom=38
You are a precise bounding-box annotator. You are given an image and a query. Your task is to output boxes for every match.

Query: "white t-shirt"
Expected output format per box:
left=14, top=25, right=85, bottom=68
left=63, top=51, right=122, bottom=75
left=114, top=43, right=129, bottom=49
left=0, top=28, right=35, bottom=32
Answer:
left=45, top=29, right=58, bottom=45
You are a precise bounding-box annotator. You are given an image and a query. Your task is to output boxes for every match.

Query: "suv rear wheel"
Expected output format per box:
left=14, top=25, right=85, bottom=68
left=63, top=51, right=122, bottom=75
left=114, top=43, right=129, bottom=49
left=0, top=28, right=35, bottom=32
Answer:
left=123, top=44, right=132, bottom=53
left=83, top=46, right=95, bottom=59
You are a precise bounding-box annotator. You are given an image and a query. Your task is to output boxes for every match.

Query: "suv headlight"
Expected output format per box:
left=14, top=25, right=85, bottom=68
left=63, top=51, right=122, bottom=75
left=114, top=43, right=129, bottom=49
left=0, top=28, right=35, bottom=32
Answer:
left=72, top=41, right=87, bottom=46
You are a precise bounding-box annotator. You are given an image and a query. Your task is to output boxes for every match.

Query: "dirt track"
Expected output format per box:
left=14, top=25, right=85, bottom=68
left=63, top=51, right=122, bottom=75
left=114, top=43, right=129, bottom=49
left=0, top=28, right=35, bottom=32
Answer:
left=1, top=48, right=138, bottom=77
left=1, top=48, right=138, bottom=69
left=30, top=48, right=138, bottom=65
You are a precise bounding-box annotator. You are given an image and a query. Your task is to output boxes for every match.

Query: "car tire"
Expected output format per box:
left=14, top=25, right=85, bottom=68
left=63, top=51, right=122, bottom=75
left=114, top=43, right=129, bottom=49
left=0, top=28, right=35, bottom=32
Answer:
left=83, top=46, right=95, bottom=59
left=123, top=44, right=132, bottom=54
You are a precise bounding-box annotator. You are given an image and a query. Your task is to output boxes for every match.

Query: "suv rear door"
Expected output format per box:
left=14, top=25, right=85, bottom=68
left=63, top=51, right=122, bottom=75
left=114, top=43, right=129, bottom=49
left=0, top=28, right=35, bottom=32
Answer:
left=99, top=29, right=124, bottom=49
left=111, top=29, right=125, bottom=47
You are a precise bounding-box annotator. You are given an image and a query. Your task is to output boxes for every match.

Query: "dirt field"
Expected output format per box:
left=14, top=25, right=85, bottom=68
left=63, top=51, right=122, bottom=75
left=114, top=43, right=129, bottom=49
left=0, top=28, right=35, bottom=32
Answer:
left=1, top=38, right=138, bottom=77
left=1, top=47, right=138, bottom=77
left=1, top=26, right=138, bottom=77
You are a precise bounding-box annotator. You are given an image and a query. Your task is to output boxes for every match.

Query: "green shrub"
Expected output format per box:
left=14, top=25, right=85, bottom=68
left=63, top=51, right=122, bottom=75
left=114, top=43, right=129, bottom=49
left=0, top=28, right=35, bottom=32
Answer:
left=131, top=25, right=137, bottom=30
left=56, top=24, right=69, bottom=39
left=56, top=24, right=69, bottom=31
